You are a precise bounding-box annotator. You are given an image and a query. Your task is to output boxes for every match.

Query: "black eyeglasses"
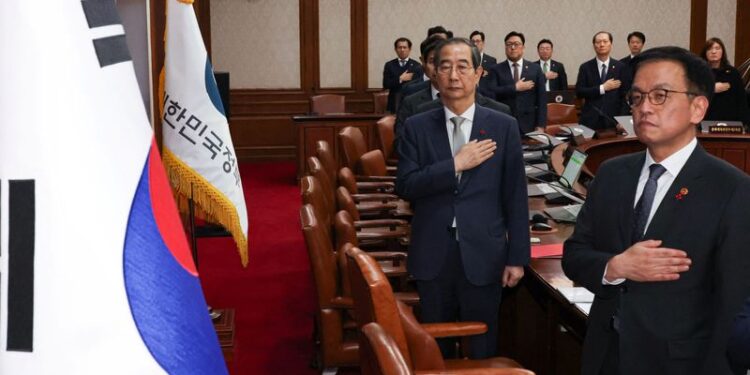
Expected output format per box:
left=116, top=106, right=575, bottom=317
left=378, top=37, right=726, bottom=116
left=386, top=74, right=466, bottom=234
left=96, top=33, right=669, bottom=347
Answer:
left=626, top=88, right=699, bottom=107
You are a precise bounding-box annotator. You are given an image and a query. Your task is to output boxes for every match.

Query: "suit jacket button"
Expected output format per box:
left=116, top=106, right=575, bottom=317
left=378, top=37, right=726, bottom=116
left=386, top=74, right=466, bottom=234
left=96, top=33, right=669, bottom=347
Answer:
left=453, top=190, right=458, bottom=195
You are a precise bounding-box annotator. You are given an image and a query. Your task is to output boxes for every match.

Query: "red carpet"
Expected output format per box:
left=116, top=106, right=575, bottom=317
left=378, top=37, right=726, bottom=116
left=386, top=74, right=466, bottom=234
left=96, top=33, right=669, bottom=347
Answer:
left=196, top=162, right=318, bottom=374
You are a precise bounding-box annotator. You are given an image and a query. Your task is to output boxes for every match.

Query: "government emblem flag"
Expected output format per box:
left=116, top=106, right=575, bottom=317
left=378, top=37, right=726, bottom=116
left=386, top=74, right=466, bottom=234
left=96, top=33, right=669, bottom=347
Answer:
left=0, top=1, right=227, bottom=374
left=162, top=0, right=249, bottom=266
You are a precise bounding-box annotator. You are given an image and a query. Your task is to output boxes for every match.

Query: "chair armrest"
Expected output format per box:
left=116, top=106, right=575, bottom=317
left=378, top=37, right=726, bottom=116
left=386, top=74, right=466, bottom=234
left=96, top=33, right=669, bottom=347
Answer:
left=367, top=251, right=407, bottom=260
left=356, top=175, right=397, bottom=182
left=329, top=296, right=353, bottom=309
left=356, top=181, right=395, bottom=193
left=393, top=291, right=420, bottom=306
left=351, top=193, right=400, bottom=202
left=416, top=370, right=534, bottom=375
left=355, top=227, right=409, bottom=241
left=386, top=165, right=398, bottom=176
left=421, top=321, right=487, bottom=338
left=356, top=202, right=398, bottom=213
left=354, top=219, right=408, bottom=229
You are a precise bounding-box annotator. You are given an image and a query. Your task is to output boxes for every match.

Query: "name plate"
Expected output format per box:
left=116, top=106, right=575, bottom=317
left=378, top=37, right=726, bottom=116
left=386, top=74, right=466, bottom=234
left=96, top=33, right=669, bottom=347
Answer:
left=708, top=124, right=744, bottom=134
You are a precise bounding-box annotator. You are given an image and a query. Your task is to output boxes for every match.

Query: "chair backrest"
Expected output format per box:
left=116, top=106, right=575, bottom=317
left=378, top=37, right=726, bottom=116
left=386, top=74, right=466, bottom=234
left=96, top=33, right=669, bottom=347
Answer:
left=300, top=175, right=334, bottom=243
left=311, top=94, right=346, bottom=114
left=360, top=322, right=413, bottom=375
left=376, top=115, right=397, bottom=160
left=307, top=156, right=336, bottom=218
left=334, top=209, right=360, bottom=250
left=300, top=204, right=358, bottom=367
left=546, top=103, right=578, bottom=125
left=345, top=246, right=414, bottom=367
left=315, top=140, right=338, bottom=188
left=360, top=149, right=388, bottom=176
left=373, top=91, right=390, bottom=114
left=339, top=126, right=369, bottom=173
left=338, top=167, right=360, bottom=194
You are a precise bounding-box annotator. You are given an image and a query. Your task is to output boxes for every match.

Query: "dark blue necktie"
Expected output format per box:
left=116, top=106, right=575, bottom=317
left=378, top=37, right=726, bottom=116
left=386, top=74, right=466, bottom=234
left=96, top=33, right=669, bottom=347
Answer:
left=631, top=164, right=667, bottom=243
left=600, top=63, right=607, bottom=83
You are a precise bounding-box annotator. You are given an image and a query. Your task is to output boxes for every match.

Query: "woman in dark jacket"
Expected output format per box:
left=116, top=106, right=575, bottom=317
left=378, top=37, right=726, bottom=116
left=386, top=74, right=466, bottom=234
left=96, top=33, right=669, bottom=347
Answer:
left=701, top=37, right=750, bottom=125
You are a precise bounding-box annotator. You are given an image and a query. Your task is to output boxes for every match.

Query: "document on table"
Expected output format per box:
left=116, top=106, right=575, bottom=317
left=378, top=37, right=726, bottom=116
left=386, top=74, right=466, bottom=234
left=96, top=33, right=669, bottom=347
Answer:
left=575, top=303, right=592, bottom=315
left=556, top=286, right=594, bottom=303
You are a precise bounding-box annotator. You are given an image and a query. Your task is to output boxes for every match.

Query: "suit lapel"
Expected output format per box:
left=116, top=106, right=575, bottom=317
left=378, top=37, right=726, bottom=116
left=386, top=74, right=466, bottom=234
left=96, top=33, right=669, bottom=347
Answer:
left=607, top=60, right=618, bottom=80
left=433, top=109, right=452, bottom=162
left=642, top=146, right=707, bottom=240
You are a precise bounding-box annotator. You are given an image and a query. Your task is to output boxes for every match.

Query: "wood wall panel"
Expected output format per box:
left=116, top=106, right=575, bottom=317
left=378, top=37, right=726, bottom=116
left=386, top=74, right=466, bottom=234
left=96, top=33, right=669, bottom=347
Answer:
left=737, top=0, right=750, bottom=65
left=230, top=116, right=296, bottom=161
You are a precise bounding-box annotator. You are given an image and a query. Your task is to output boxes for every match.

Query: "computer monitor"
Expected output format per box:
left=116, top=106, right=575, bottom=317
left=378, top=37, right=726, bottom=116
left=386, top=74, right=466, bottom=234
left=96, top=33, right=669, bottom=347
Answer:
left=559, top=149, right=587, bottom=189
left=615, top=116, right=634, bottom=136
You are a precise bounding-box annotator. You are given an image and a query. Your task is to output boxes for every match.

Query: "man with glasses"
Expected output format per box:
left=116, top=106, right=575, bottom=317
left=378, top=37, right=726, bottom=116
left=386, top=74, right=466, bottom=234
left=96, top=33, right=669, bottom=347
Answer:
left=396, top=38, right=530, bottom=360
left=562, top=46, right=750, bottom=375
left=575, top=31, right=631, bottom=130
left=484, top=31, right=546, bottom=133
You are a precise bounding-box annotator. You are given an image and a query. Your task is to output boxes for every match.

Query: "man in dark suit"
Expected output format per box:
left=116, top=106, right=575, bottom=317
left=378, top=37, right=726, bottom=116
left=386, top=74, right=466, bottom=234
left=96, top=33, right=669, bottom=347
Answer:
left=396, top=36, right=510, bottom=142
left=470, top=30, right=497, bottom=85
left=383, top=37, right=423, bottom=113
left=535, top=39, right=568, bottom=91
left=728, top=297, right=750, bottom=373
left=400, top=35, right=446, bottom=100
left=396, top=38, right=529, bottom=359
left=575, top=31, right=631, bottom=129
left=562, top=46, right=750, bottom=375
left=620, top=31, right=646, bottom=67
left=484, top=31, right=547, bottom=133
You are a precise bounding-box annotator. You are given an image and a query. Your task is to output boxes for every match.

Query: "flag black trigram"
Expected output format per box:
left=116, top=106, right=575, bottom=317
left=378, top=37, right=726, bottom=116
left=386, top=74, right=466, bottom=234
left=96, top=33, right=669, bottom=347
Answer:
left=81, top=0, right=131, bottom=67
left=2, top=180, right=35, bottom=352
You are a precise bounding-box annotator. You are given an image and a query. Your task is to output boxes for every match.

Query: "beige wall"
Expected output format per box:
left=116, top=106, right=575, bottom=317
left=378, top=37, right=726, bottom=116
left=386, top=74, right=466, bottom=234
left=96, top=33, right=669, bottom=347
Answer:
left=707, top=0, right=737, bottom=64
left=368, top=0, right=691, bottom=87
left=319, top=0, right=352, bottom=88
left=210, top=0, right=300, bottom=89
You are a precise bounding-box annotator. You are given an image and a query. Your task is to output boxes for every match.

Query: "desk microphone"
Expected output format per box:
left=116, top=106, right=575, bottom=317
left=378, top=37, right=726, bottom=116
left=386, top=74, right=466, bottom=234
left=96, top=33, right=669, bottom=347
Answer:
left=524, top=132, right=556, bottom=152
left=591, top=104, right=620, bottom=130
left=525, top=161, right=558, bottom=182
left=526, top=172, right=585, bottom=204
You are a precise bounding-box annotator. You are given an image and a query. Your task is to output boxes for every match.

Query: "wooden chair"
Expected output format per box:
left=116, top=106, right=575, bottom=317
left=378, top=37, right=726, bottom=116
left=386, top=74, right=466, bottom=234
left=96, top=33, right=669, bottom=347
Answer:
left=373, top=91, right=390, bottom=114
left=317, top=141, right=394, bottom=193
left=299, top=204, right=359, bottom=369
left=339, top=126, right=371, bottom=173
left=311, top=94, right=346, bottom=114
left=360, top=322, right=534, bottom=375
left=338, top=166, right=395, bottom=194
left=345, top=246, right=531, bottom=374
left=376, top=115, right=398, bottom=165
left=546, top=103, right=578, bottom=125
left=340, top=126, right=397, bottom=176
left=300, top=204, right=416, bottom=370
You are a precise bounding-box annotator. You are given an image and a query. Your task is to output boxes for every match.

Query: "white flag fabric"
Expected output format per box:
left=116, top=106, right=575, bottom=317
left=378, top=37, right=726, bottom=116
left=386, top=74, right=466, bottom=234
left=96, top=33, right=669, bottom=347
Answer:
left=0, top=1, right=227, bottom=374
left=162, top=0, right=249, bottom=265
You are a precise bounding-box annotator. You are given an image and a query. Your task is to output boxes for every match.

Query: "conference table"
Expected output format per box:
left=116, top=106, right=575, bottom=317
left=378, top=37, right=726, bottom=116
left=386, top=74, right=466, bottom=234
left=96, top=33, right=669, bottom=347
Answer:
left=497, top=131, right=750, bottom=375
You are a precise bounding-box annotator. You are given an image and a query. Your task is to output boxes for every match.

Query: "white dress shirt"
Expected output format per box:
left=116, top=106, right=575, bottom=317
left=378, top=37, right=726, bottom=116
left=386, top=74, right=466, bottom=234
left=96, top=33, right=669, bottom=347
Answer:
left=507, top=58, right=525, bottom=79
left=603, top=138, right=698, bottom=285
left=431, top=85, right=440, bottom=100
